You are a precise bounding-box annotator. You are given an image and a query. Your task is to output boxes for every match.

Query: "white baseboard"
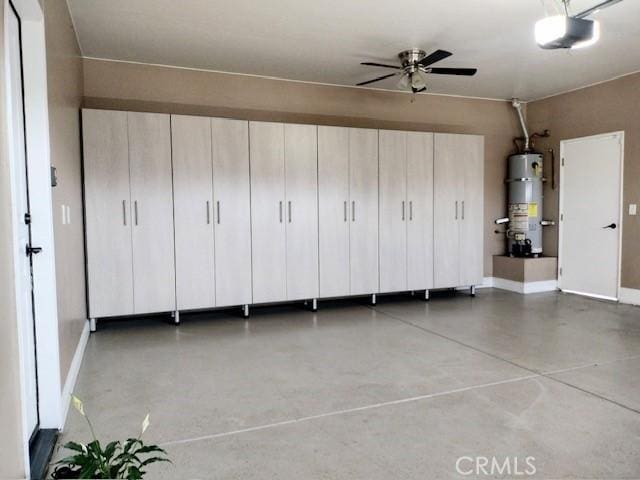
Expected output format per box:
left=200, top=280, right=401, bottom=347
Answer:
left=492, top=277, right=558, bottom=294
left=619, top=287, right=640, bottom=306
left=61, top=320, right=90, bottom=428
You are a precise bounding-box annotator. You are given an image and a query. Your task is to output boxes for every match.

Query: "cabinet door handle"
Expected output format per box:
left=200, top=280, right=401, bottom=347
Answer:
left=216, top=201, right=221, bottom=224
left=122, top=200, right=127, bottom=226
left=288, top=201, right=292, bottom=223
left=134, top=200, right=139, bottom=225
left=344, top=201, right=347, bottom=222
left=462, top=201, right=465, bottom=220
left=279, top=201, right=283, bottom=223
left=455, top=201, right=458, bottom=220
left=402, top=201, right=405, bottom=221
left=409, top=201, right=413, bottom=221
left=206, top=201, right=211, bottom=224
left=352, top=201, right=355, bottom=222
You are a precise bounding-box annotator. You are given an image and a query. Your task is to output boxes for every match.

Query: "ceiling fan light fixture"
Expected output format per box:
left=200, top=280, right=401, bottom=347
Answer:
left=535, top=15, right=599, bottom=49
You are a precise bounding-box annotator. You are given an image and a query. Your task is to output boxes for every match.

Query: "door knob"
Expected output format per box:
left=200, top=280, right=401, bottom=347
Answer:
left=26, top=244, right=43, bottom=256
left=603, top=223, right=617, bottom=229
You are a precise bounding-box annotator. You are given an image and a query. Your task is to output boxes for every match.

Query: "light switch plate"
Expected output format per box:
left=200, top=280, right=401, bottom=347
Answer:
left=629, top=204, right=638, bottom=216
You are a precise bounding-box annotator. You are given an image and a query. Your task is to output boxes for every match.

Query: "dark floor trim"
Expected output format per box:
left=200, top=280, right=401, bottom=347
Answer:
left=30, top=428, right=57, bottom=480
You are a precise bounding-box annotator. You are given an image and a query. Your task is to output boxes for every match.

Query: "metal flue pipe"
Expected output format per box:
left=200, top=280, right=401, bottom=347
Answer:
left=511, top=98, right=530, bottom=151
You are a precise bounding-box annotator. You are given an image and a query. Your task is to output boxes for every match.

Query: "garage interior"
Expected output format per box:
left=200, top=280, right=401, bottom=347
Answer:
left=2, top=0, right=639, bottom=479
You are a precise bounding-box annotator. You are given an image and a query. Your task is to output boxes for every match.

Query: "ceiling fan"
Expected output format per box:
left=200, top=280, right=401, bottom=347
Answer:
left=357, top=48, right=478, bottom=93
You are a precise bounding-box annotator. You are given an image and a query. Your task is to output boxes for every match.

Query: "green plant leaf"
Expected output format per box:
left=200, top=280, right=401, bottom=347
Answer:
left=140, top=456, right=171, bottom=467
left=62, top=441, right=87, bottom=453
left=135, top=445, right=167, bottom=454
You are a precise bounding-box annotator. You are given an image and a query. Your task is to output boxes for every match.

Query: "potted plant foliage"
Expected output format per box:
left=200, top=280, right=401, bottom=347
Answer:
left=51, top=396, right=170, bottom=479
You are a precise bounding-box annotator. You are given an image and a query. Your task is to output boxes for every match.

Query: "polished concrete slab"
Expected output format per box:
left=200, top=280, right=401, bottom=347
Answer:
left=54, top=289, right=640, bottom=479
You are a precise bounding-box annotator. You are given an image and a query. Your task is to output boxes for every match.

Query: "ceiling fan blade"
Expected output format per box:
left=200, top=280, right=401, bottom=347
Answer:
left=418, top=49, right=452, bottom=67
left=360, top=62, right=401, bottom=70
left=356, top=72, right=399, bottom=86
left=427, top=67, right=478, bottom=76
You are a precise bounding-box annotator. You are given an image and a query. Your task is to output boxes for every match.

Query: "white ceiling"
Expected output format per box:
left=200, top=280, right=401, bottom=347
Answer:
left=67, top=0, right=640, bottom=101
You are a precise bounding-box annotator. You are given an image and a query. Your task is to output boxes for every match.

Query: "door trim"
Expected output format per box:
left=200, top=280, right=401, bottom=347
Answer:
left=4, top=0, right=62, bottom=475
left=558, top=131, right=624, bottom=300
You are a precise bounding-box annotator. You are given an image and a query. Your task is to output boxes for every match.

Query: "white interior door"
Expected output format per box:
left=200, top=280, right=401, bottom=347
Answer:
left=128, top=112, right=176, bottom=313
left=349, top=128, right=379, bottom=295
left=284, top=124, right=319, bottom=300
left=171, top=115, right=215, bottom=310
left=249, top=122, right=287, bottom=303
left=434, top=133, right=463, bottom=288
left=406, top=132, right=434, bottom=290
left=8, top=4, right=38, bottom=437
left=212, top=118, right=252, bottom=307
left=318, top=126, right=350, bottom=298
left=82, top=110, right=134, bottom=318
left=560, top=133, right=623, bottom=300
left=379, top=130, right=407, bottom=293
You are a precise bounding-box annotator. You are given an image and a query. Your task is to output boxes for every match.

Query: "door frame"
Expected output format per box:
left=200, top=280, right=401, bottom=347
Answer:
left=558, top=131, right=624, bottom=300
left=4, top=0, right=62, bottom=474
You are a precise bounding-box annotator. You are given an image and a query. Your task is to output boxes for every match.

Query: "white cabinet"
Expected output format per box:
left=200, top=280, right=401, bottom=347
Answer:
left=284, top=124, right=319, bottom=300
left=85, top=108, right=483, bottom=319
left=379, top=130, right=434, bottom=293
left=318, top=126, right=350, bottom=298
left=83, top=109, right=134, bottom=318
left=318, top=127, right=379, bottom=297
left=172, top=115, right=215, bottom=310
left=83, top=109, right=175, bottom=318
left=434, top=133, right=484, bottom=289
left=212, top=118, right=252, bottom=307
left=249, top=122, right=319, bottom=303
left=379, top=130, right=408, bottom=292
left=249, top=121, right=287, bottom=303
left=406, top=132, right=434, bottom=290
left=128, top=112, right=176, bottom=314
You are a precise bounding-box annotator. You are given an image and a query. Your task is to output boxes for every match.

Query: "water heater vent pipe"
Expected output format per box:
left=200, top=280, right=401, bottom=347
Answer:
left=512, top=98, right=530, bottom=151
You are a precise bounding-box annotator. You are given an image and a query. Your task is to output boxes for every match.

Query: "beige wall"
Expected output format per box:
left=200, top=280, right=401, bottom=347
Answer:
left=0, top=1, right=27, bottom=477
left=528, top=72, right=640, bottom=290
left=45, top=0, right=86, bottom=384
left=83, top=58, right=522, bottom=277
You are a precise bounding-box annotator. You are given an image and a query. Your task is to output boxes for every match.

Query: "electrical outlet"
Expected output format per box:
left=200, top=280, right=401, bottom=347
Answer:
left=630, top=204, right=638, bottom=216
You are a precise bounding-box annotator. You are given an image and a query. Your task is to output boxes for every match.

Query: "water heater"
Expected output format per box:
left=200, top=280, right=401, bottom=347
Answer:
left=496, top=99, right=555, bottom=257
left=506, top=153, right=544, bottom=256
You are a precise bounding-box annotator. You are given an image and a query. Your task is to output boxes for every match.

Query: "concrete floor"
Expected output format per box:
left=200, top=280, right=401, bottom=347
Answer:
left=54, top=289, right=640, bottom=479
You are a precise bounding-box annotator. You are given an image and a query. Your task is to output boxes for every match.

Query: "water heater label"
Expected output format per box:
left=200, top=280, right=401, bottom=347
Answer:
left=509, top=203, right=529, bottom=231
left=528, top=203, right=538, bottom=218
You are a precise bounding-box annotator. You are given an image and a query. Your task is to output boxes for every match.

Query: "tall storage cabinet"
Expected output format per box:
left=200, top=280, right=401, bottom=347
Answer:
left=171, top=115, right=215, bottom=311
left=128, top=113, right=176, bottom=314
left=433, top=133, right=484, bottom=289
left=379, top=130, right=434, bottom=293
left=211, top=118, right=252, bottom=308
left=249, top=122, right=319, bottom=304
left=318, top=127, right=379, bottom=298
left=83, top=109, right=176, bottom=319
left=83, top=109, right=133, bottom=318
left=84, top=108, right=484, bottom=323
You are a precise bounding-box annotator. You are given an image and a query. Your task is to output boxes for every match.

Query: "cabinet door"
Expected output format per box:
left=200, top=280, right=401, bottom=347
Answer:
left=407, top=132, right=434, bottom=290
left=284, top=124, right=319, bottom=300
left=434, top=133, right=463, bottom=288
left=459, top=135, right=485, bottom=286
left=82, top=109, right=133, bottom=318
left=249, top=122, right=287, bottom=303
left=318, top=126, right=350, bottom=298
left=212, top=118, right=252, bottom=307
left=349, top=128, right=379, bottom=295
left=128, top=112, right=176, bottom=313
left=379, top=130, right=407, bottom=293
left=171, top=115, right=215, bottom=310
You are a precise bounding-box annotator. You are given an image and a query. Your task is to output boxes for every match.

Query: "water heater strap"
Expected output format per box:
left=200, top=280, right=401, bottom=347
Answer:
left=506, top=177, right=538, bottom=183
